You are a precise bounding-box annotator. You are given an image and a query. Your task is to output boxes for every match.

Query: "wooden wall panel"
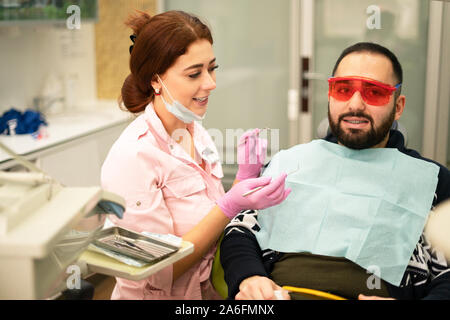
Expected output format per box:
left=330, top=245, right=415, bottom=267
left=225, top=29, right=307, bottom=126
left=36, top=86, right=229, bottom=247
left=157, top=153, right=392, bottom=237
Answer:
left=95, top=0, right=156, bottom=100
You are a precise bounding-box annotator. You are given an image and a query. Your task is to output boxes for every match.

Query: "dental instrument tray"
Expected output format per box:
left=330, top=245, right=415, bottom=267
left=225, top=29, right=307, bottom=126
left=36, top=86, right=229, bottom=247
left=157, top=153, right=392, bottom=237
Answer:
left=93, top=227, right=180, bottom=263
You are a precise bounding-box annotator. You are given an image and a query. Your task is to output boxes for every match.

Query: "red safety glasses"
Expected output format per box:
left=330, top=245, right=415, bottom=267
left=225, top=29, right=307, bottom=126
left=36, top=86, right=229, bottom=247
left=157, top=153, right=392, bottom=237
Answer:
left=328, top=76, right=401, bottom=106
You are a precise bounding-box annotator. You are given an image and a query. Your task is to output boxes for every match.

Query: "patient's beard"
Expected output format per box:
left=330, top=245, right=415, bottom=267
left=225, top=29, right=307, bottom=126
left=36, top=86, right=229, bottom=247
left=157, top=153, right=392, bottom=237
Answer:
left=328, top=103, right=396, bottom=149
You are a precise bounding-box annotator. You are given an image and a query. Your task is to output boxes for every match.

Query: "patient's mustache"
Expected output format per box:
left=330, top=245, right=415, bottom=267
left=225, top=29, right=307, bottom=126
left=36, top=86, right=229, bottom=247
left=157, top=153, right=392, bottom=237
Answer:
left=338, top=112, right=373, bottom=125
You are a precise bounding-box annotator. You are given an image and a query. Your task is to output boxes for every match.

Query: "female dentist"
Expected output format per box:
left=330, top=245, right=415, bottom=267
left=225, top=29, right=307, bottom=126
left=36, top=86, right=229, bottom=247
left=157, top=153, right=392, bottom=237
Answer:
left=101, top=10, right=291, bottom=300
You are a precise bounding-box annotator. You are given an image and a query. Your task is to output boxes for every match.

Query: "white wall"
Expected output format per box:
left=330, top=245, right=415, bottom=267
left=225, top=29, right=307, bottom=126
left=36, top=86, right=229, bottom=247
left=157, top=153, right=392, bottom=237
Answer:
left=0, top=23, right=97, bottom=114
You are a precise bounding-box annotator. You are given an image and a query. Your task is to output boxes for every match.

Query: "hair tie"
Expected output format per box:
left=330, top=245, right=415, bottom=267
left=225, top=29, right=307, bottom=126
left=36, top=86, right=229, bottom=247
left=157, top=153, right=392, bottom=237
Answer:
left=129, top=34, right=137, bottom=54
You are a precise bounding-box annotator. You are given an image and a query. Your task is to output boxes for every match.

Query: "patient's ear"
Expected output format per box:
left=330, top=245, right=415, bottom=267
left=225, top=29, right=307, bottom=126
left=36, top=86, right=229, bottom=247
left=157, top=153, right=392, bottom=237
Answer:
left=394, top=95, right=405, bottom=121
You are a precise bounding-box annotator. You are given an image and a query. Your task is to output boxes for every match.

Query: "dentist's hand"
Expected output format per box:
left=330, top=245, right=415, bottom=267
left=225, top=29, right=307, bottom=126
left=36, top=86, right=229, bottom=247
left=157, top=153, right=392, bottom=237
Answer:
left=236, top=129, right=268, bottom=181
left=217, top=173, right=291, bottom=219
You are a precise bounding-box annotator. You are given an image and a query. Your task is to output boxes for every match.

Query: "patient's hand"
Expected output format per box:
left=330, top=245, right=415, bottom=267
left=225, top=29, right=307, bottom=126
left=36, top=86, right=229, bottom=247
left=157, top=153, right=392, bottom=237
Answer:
left=235, top=276, right=291, bottom=300
left=358, top=294, right=395, bottom=300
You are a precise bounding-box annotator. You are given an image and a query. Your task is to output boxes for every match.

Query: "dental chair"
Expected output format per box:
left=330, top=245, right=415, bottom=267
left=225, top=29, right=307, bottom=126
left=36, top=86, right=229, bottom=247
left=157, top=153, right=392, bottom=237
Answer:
left=212, top=119, right=409, bottom=299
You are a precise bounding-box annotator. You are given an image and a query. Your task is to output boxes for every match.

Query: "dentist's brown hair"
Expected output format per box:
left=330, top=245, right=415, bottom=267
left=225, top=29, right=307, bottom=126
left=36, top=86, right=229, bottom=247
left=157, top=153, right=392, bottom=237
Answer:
left=120, top=10, right=213, bottom=114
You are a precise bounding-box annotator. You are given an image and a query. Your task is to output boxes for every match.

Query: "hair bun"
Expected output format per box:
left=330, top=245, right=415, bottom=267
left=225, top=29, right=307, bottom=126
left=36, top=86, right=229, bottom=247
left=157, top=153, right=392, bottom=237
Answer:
left=120, top=73, right=152, bottom=114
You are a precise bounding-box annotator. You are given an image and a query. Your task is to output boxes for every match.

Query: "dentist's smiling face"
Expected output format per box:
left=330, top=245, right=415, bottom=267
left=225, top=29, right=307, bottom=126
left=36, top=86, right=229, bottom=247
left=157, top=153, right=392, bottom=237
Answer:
left=328, top=52, right=405, bottom=149
left=155, top=39, right=218, bottom=117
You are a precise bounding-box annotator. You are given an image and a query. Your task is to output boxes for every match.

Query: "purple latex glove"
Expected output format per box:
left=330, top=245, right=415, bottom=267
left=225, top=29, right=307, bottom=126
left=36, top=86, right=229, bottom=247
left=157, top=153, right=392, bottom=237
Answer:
left=236, top=128, right=268, bottom=181
left=217, top=173, right=292, bottom=219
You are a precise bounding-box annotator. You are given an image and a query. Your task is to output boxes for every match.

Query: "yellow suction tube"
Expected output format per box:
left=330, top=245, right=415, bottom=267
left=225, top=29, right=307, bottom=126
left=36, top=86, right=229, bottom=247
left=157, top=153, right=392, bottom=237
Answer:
left=282, top=286, right=348, bottom=300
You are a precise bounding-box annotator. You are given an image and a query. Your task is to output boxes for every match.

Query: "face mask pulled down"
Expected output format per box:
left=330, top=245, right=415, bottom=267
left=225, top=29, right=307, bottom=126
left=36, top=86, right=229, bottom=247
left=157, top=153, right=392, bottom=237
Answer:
left=156, top=75, right=206, bottom=124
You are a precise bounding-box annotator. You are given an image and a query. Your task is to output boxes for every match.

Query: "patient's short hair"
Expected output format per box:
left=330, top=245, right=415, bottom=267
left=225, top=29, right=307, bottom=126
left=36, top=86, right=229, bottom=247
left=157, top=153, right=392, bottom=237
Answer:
left=332, top=42, right=403, bottom=95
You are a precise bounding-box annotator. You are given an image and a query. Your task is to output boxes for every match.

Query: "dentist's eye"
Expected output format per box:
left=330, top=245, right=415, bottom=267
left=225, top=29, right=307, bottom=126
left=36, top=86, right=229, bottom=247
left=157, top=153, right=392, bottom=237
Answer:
left=188, top=65, right=218, bottom=79
left=209, top=65, right=219, bottom=72
left=189, top=72, right=201, bottom=79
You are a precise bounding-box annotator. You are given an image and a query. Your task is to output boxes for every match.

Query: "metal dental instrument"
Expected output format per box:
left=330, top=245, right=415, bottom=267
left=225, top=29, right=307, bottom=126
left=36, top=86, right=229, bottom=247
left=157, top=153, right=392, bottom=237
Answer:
left=242, top=164, right=300, bottom=197
left=112, top=235, right=154, bottom=256
left=122, top=239, right=149, bottom=253
left=241, top=186, right=264, bottom=197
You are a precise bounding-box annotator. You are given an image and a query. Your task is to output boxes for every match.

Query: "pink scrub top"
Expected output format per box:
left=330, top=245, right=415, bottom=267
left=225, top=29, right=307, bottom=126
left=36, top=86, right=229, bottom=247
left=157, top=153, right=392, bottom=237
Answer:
left=101, top=103, right=225, bottom=300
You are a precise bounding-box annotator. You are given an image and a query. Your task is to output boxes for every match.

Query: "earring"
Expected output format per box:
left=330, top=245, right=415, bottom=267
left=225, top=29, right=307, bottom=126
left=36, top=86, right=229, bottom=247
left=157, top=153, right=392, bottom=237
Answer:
left=154, top=88, right=161, bottom=96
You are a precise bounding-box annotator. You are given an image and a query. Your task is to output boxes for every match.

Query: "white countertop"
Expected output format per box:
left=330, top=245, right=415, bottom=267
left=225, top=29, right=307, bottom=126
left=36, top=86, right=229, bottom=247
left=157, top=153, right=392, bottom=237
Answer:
left=0, top=100, right=133, bottom=164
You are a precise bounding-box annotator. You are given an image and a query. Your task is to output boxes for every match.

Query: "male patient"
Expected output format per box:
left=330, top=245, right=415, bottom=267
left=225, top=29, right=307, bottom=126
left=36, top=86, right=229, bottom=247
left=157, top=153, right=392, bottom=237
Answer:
left=221, top=42, right=450, bottom=300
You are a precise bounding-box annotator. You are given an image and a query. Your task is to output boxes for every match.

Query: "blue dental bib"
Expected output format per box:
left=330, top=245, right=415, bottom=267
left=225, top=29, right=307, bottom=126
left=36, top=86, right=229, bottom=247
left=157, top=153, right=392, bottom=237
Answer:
left=256, top=140, right=439, bottom=286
